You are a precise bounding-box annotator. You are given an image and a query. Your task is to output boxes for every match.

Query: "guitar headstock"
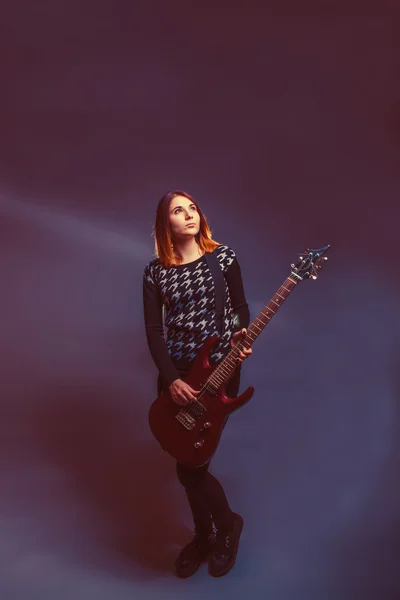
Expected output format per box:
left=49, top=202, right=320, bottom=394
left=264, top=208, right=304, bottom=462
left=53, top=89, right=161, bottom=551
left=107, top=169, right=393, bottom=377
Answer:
left=290, top=245, right=330, bottom=281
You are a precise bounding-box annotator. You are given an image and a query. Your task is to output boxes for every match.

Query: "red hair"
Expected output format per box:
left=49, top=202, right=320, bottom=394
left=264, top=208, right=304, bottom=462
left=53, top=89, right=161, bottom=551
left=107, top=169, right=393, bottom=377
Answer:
left=152, top=190, right=221, bottom=267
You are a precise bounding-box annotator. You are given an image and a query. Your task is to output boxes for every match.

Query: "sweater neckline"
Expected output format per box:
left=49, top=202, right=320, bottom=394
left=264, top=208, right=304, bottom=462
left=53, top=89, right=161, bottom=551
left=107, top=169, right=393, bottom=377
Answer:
left=170, top=253, right=207, bottom=269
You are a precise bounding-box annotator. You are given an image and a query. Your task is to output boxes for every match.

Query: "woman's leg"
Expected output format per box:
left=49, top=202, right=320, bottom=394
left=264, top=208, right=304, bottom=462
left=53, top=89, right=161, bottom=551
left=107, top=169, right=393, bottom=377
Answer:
left=176, top=461, right=234, bottom=535
left=176, top=462, right=213, bottom=537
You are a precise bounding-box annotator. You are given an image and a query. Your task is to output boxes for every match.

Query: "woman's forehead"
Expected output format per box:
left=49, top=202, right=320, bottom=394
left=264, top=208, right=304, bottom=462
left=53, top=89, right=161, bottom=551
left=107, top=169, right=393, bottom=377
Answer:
left=169, top=195, right=194, bottom=209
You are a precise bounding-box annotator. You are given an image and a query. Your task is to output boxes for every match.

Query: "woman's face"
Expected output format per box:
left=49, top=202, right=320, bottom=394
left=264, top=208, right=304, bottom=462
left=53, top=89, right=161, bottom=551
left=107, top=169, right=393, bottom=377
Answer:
left=169, top=195, right=200, bottom=240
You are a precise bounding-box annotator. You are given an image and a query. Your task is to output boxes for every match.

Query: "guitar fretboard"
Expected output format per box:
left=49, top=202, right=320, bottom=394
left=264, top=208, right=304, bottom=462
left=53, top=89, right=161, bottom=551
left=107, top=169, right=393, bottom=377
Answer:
left=205, top=274, right=300, bottom=392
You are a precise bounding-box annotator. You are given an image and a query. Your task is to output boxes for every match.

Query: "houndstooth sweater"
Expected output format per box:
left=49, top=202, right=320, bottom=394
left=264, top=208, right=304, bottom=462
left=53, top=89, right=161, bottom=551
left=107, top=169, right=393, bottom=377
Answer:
left=143, top=245, right=250, bottom=389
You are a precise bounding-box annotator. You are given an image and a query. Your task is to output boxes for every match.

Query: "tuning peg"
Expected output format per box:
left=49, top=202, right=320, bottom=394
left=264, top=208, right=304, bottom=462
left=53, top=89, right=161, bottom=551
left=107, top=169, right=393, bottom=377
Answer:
left=323, top=257, right=328, bottom=261
left=311, top=275, right=317, bottom=280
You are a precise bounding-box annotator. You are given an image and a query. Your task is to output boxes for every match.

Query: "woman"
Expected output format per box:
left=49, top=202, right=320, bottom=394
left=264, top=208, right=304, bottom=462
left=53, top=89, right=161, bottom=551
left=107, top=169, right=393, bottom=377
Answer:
left=143, top=190, right=252, bottom=578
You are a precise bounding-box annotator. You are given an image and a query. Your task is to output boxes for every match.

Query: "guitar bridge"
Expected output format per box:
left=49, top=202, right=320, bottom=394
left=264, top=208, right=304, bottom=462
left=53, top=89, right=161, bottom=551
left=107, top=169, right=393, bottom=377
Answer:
left=175, top=400, right=206, bottom=430
left=175, top=411, right=196, bottom=430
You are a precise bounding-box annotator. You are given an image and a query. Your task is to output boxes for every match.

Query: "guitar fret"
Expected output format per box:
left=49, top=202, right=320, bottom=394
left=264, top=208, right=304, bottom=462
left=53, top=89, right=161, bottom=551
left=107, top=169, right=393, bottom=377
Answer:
left=216, top=372, right=227, bottom=383
left=222, top=361, right=232, bottom=373
left=216, top=368, right=226, bottom=380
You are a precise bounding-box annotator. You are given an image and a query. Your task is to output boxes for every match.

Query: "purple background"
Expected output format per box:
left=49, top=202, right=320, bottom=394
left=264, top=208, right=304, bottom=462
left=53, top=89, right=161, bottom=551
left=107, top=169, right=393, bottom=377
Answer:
left=1, top=1, right=399, bottom=598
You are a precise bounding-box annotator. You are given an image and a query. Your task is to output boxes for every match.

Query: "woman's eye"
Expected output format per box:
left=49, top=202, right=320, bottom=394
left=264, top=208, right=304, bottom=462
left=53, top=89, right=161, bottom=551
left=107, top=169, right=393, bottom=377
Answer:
left=173, top=205, right=195, bottom=214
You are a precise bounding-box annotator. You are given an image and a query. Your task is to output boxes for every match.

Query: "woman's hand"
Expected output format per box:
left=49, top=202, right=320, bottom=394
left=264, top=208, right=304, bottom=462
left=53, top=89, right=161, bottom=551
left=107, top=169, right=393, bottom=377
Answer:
left=230, top=328, right=252, bottom=363
left=169, top=379, right=200, bottom=406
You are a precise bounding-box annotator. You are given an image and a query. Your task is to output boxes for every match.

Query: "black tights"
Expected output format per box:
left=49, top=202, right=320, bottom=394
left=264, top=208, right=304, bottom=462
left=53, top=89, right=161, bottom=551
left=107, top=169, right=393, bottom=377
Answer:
left=158, top=365, right=241, bottom=537
left=176, top=460, right=234, bottom=536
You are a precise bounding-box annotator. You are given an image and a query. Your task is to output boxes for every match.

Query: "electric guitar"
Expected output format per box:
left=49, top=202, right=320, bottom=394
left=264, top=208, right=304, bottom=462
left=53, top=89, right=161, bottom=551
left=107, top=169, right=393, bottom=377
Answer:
left=148, top=245, right=330, bottom=467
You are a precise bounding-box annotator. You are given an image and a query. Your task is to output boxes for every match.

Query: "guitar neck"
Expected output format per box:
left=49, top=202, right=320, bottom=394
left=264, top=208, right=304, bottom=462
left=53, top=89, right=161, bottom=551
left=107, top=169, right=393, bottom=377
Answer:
left=206, top=274, right=300, bottom=391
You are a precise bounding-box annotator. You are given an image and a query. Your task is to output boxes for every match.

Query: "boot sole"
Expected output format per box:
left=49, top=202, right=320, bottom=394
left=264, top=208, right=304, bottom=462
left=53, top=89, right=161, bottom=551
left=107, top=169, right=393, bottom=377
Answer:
left=175, top=540, right=215, bottom=578
left=175, top=554, right=210, bottom=578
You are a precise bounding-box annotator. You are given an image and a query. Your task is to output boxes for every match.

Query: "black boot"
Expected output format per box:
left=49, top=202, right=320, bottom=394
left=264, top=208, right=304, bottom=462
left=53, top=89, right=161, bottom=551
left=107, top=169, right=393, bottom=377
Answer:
left=208, top=512, right=243, bottom=578
left=175, top=530, right=216, bottom=578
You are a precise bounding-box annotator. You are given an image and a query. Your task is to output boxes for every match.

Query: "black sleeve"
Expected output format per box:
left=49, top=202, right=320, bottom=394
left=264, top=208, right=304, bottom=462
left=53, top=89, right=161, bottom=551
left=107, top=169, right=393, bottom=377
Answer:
left=143, top=270, right=180, bottom=388
left=225, top=256, right=250, bottom=330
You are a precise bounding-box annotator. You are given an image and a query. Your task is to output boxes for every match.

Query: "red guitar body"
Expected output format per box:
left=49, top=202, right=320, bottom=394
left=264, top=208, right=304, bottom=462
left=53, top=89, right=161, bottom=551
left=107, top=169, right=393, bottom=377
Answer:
left=148, top=336, right=254, bottom=468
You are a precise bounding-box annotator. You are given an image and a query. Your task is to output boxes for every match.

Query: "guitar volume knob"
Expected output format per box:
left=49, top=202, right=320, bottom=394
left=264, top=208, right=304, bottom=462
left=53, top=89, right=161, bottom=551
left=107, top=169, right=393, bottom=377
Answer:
left=194, top=440, right=204, bottom=449
left=203, top=422, right=212, bottom=429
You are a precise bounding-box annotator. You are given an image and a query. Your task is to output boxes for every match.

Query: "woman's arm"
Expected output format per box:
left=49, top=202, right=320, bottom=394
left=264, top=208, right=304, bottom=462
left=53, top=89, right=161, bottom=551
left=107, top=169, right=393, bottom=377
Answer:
left=143, top=267, right=180, bottom=389
left=225, top=253, right=252, bottom=363
left=224, top=255, right=250, bottom=330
